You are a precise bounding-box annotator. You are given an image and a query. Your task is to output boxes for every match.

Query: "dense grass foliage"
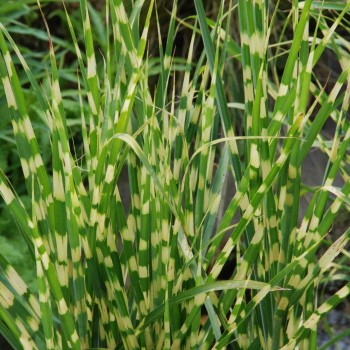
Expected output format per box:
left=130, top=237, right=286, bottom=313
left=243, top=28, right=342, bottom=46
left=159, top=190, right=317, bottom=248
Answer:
left=0, top=0, right=350, bottom=349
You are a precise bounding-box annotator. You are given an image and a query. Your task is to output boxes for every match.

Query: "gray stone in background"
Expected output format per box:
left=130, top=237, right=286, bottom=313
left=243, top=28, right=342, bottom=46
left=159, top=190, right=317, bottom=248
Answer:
left=318, top=308, right=350, bottom=349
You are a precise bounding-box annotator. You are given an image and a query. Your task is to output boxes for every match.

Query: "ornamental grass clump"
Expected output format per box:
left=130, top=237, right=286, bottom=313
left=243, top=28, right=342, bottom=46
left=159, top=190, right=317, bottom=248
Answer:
left=0, top=0, right=350, bottom=349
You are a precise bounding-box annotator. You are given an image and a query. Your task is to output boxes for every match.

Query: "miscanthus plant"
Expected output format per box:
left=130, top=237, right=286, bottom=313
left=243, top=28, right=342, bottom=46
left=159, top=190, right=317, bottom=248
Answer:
left=0, top=0, right=350, bottom=349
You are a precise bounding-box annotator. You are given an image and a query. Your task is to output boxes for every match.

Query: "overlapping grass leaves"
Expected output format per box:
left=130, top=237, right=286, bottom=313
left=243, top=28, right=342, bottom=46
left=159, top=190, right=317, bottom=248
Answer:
left=0, top=0, right=350, bottom=349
